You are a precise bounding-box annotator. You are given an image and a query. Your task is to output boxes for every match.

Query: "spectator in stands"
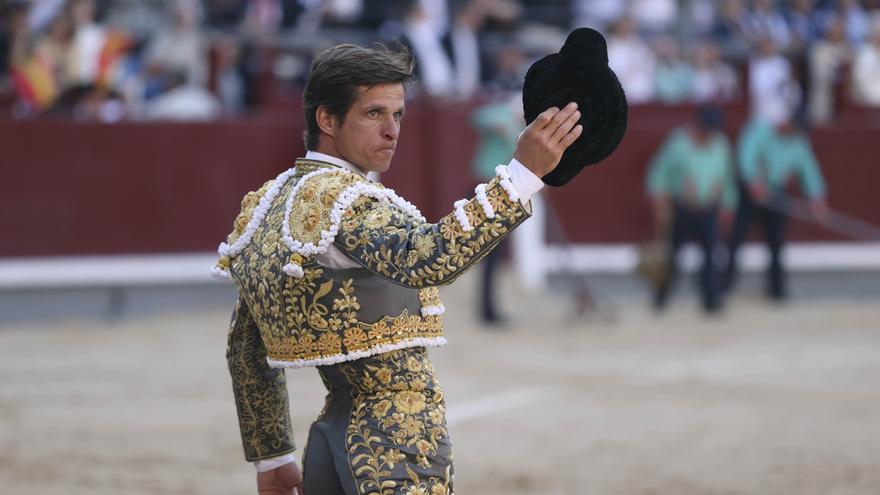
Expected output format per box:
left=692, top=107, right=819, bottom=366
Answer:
left=26, top=0, right=66, bottom=33
left=712, top=0, right=751, bottom=60
left=3, top=2, right=35, bottom=109
left=484, top=41, right=526, bottom=94
left=143, top=0, right=209, bottom=90
left=742, top=0, right=792, bottom=51
left=215, top=33, right=246, bottom=114
left=724, top=109, right=828, bottom=301
left=808, top=15, right=852, bottom=124
left=653, top=36, right=694, bottom=103
left=817, top=0, right=871, bottom=47
left=607, top=16, right=655, bottom=104
left=67, top=0, right=107, bottom=86
left=684, top=0, right=720, bottom=40
left=852, top=13, right=880, bottom=105
left=7, top=3, right=79, bottom=113
left=573, top=0, right=626, bottom=32
left=692, top=39, right=739, bottom=102
left=320, top=0, right=366, bottom=28
left=631, top=0, right=678, bottom=37
left=786, top=0, right=821, bottom=52
left=420, top=0, right=451, bottom=36
left=749, top=36, right=796, bottom=124
left=67, top=84, right=127, bottom=122
left=840, top=0, right=871, bottom=47
left=446, top=0, right=521, bottom=100
left=446, top=0, right=485, bottom=100
left=204, top=0, right=248, bottom=31
left=646, top=106, right=737, bottom=314
left=143, top=70, right=222, bottom=120
left=103, top=0, right=167, bottom=44
left=401, top=0, right=456, bottom=98
left=239, top=0, right=316, bottom=36
left=30, top=13, right=73, bottom=105
left=0, top=5, right=13, bottom=103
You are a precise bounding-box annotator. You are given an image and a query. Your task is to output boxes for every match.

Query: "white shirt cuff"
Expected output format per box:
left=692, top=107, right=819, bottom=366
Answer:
left=254, top=453, right=297, bottom=472
left=506, top=158, right=544, bottom=204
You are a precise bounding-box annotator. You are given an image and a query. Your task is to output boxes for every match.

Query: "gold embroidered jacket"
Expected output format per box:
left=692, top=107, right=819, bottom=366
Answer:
left=223, top=158, right=530, bottom=461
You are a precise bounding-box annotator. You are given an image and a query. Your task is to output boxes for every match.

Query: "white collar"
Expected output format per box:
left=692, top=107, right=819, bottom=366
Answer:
left=304, top=151, right=366, bottom=177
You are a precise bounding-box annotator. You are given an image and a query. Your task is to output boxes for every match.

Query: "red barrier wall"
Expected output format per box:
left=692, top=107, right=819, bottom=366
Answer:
left=1, top=104, right=878, bottom=257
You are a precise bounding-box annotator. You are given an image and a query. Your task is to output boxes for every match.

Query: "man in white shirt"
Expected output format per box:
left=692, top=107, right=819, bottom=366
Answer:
left=607, top=16, right=656, bottom=104
left=852, top=15, right=880, bottom=106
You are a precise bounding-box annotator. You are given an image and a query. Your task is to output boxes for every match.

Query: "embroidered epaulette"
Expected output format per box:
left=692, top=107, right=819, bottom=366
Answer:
left=212, top=161, right=427, bottom=280
left=278, top=168, right=366, bottom=276
left=277, top=166, right=426, bottom=278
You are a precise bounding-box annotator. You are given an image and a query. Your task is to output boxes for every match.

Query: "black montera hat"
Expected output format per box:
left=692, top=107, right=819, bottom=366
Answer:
left=522, top=28, right=628, bottom=186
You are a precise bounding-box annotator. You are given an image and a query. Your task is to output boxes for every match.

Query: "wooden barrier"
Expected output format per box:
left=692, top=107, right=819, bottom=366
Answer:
left=1, top=103, right=878, bottom=257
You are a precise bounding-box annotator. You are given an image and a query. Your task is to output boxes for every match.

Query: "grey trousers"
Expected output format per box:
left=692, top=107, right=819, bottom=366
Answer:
left=303, top=365, right=358, bottom=495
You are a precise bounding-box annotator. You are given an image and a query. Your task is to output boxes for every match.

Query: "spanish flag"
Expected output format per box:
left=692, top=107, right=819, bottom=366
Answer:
left=11, top=56, right=57, bottom=109
left=96, top=29, right=132, bottom=87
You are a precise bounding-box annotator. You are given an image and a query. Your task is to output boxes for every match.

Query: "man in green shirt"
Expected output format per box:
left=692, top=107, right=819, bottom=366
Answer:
left=645, top=106, right=738, bottom=313
left=723, top=114, right=828, bottom=300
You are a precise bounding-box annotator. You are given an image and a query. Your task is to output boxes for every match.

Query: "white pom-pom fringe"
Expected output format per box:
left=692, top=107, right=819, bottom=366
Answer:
left=215, top=164, right=430, bottom=279
left=494, top=165, right=520, bottom=202
left=283, top=263, right=305, bottom=278
left=281, top=167, right=338, bottom=254
left=281, top=175, right=427, bottom=262
left=219, top=167, right=298, bottom=260
left=453, top=199, right=473, bottom=232
left=218, top=242, right=231, bottom=257
left=266, top=336, right=448, bottom=369
left=474, top=183, right=495, bottom=218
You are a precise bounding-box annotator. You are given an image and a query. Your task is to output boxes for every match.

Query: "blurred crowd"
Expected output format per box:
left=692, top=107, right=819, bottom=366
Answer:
left=1, top=0, right=880, bottom=123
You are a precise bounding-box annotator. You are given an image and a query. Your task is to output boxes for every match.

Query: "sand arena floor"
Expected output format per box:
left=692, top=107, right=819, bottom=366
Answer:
left=1, top=271, right=879, bottom=494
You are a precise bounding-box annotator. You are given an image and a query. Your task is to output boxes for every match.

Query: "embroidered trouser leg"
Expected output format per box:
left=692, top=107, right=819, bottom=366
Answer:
left=306, top=347, right=454, bottom=495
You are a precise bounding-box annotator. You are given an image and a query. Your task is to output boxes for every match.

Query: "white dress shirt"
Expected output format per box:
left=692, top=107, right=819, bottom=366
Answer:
left=253, top=150, right=542, bottom=472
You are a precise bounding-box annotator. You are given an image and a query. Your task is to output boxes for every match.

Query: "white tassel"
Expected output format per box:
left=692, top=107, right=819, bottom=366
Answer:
left=211, top=265, right=231, bottom=280
left=283, top=262, right=305, bottom=278
left=453, top=199, right=473, bottom=232
left=494, top=165, right=520, bottom=203
left=474, top=183, right=495, bottom=218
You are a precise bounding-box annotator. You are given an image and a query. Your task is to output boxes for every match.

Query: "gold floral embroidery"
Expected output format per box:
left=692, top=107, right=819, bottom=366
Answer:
left=342, top=349, right=453, bottom=495
left=363, top=207, right=393, bottom=230
left=417, top=287, right=442, bottom=308
left=225, top=160, right=526, bottom=366
left=226, top=299, right=295, bottom=461
left=270, top=310, right=443, bottom=363
left=288, top=167, right=361, bottom=245
left=229, top=180, right=275, bottom=244
left=336, top=175, right=529, bottom=289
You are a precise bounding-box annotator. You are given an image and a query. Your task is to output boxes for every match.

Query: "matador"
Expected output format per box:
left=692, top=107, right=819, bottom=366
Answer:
left=215, top=43, right=586, bottom=495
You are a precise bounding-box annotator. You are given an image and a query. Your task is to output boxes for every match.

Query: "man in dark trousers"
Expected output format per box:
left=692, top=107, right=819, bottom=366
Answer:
left=645, top=106, right=738, bottom=314
left=723, top=112, right=828, bottom=300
